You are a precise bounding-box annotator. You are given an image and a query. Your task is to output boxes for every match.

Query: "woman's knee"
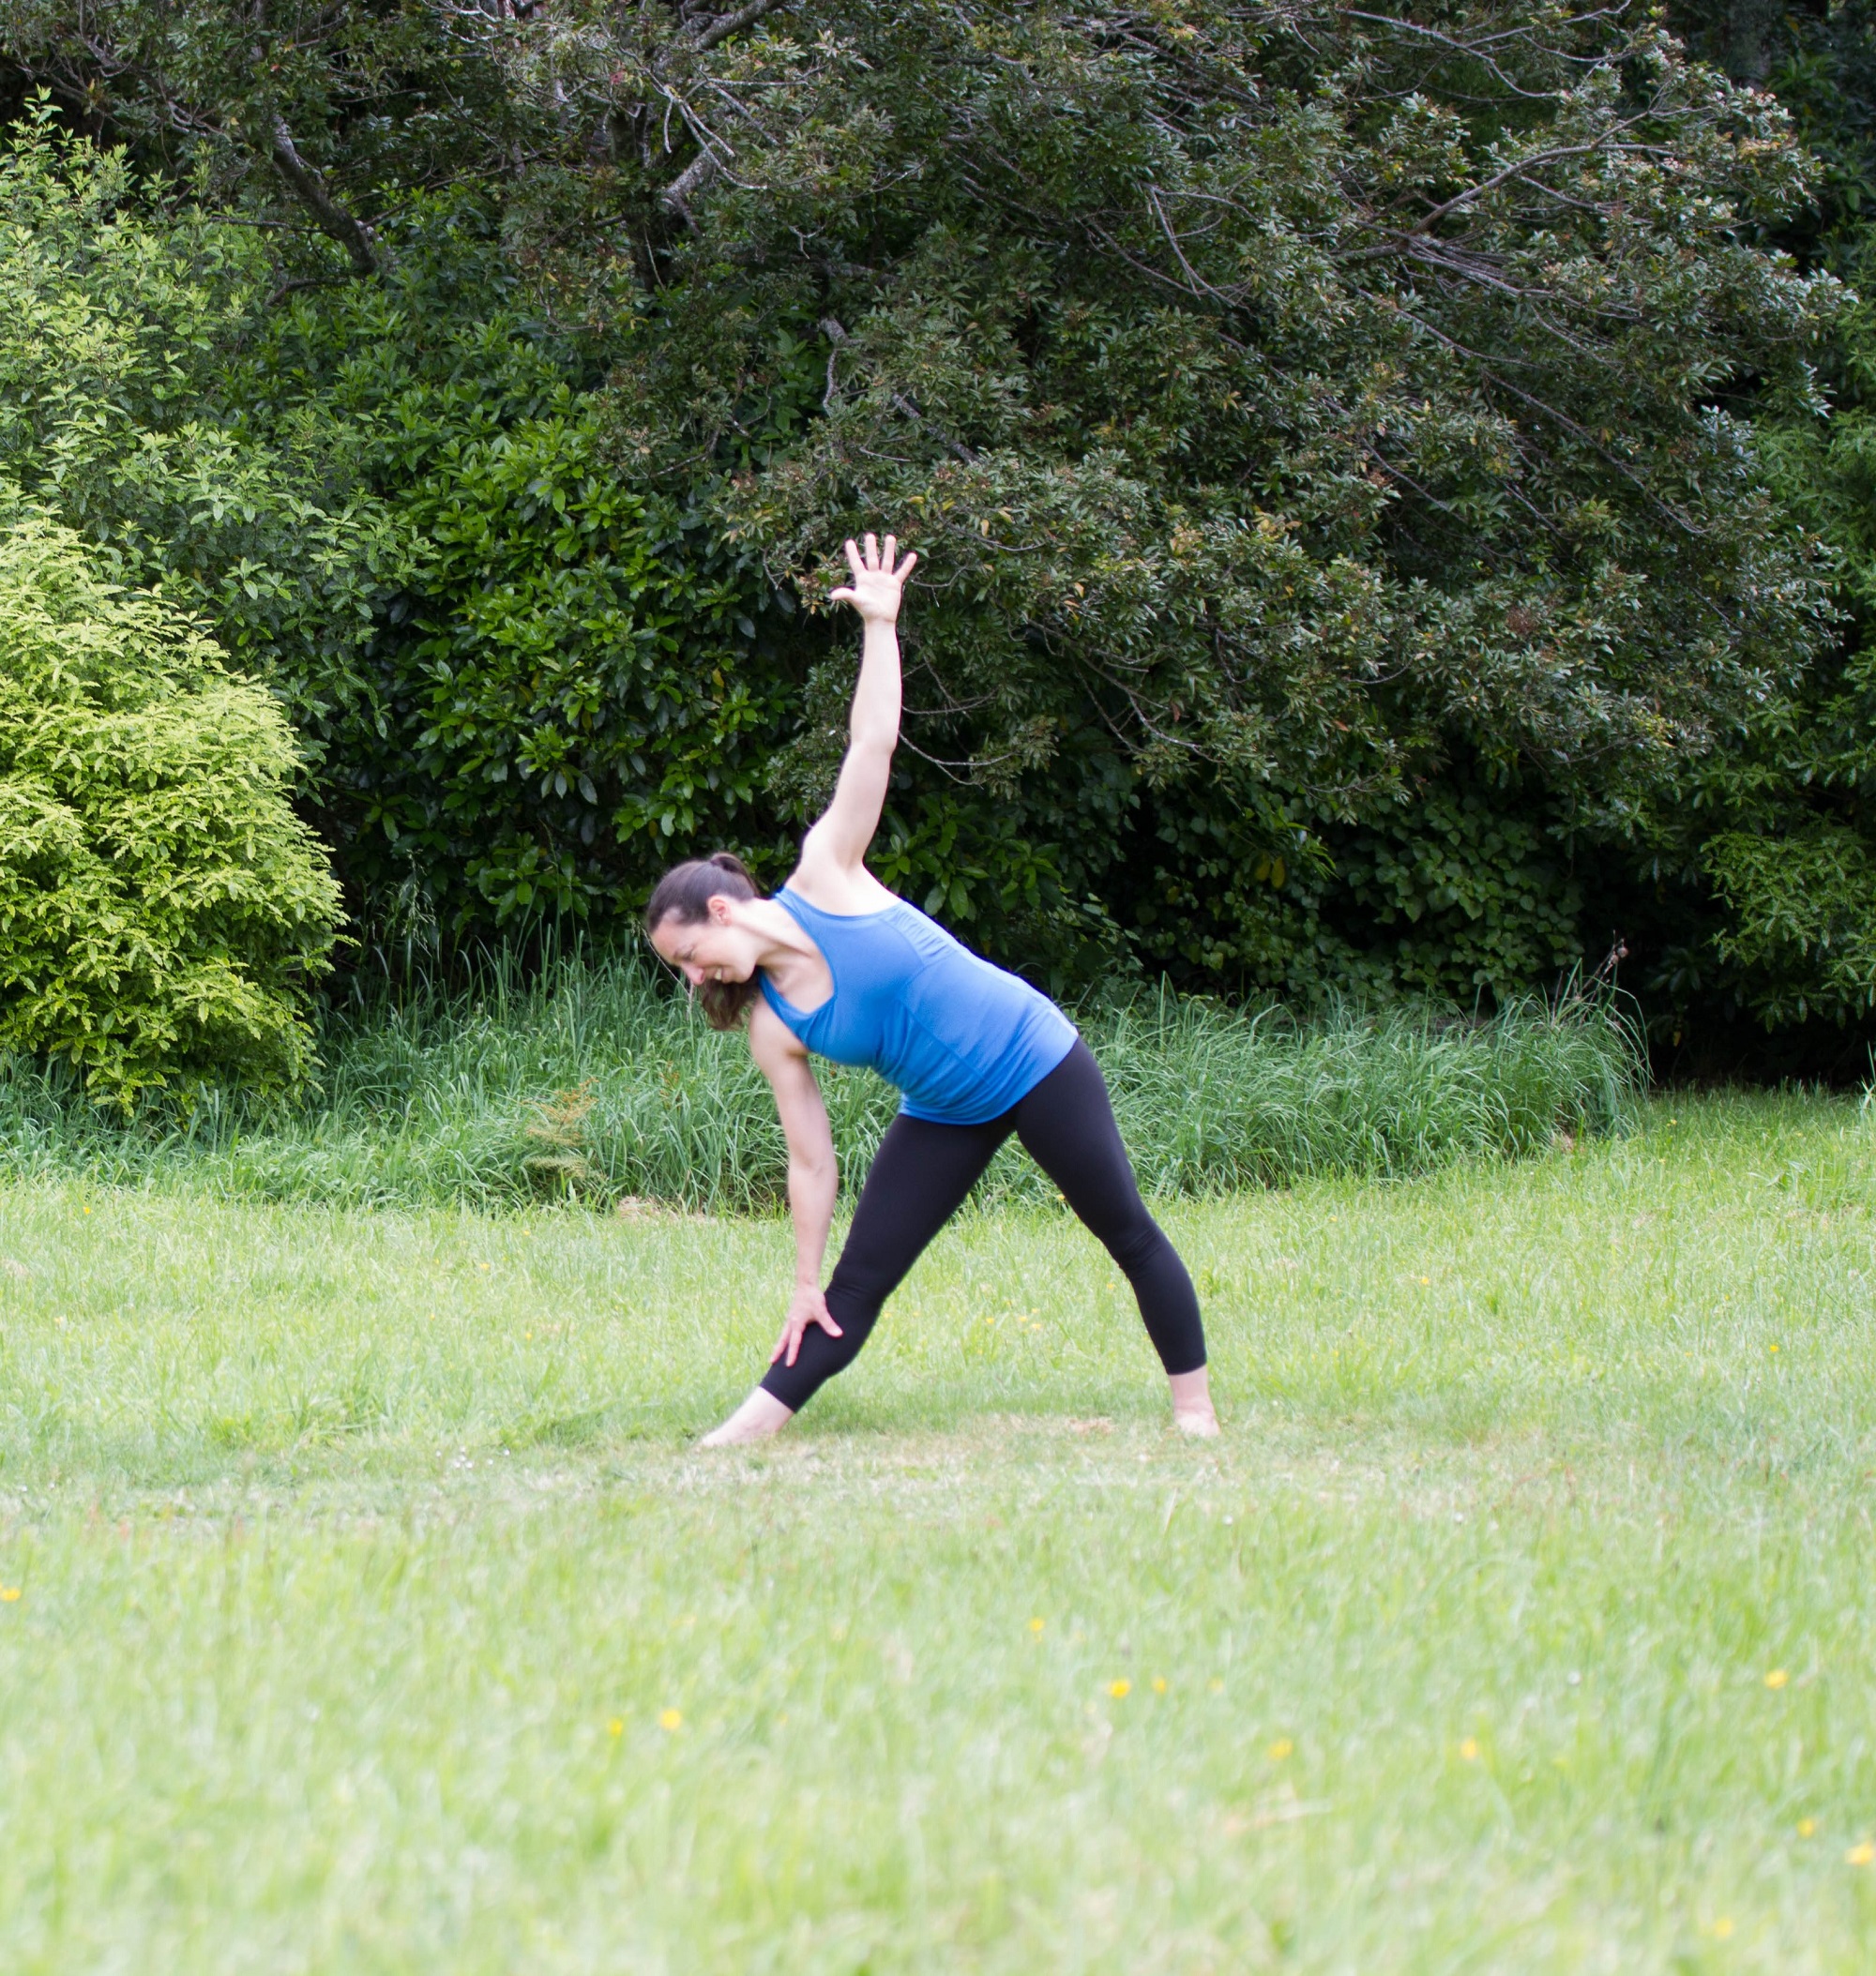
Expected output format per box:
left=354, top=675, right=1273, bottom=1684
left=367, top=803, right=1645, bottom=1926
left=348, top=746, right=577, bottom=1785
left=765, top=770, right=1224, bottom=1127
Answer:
left=1097, top=1204, right=1175, bottom=1278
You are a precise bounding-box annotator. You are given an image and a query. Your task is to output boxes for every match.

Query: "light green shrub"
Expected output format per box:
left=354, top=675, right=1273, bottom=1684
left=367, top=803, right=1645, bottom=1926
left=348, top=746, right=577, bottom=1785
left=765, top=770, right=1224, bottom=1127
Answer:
left=0, top=518, right=342, bottom=1104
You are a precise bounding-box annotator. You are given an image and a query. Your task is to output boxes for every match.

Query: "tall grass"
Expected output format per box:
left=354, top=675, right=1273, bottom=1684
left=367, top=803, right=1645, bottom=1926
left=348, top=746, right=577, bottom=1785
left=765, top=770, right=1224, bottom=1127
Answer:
left=0, top=954, right=1640, bottom=1210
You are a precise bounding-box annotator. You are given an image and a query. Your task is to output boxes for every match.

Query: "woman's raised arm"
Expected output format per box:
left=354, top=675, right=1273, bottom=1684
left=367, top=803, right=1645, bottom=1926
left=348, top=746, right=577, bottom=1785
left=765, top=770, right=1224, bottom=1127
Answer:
left=797, top=533, right=917, bottom=882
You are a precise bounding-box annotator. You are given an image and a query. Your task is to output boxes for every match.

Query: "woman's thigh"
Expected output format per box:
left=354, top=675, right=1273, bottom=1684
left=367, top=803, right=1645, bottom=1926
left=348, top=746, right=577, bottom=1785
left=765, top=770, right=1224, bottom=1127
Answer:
left=759, top=1109, right=1011, bottom=1409
left=831, top=1110, right=1011, bottom=1303
left=1011, top=1040, right=1152, bottom=1238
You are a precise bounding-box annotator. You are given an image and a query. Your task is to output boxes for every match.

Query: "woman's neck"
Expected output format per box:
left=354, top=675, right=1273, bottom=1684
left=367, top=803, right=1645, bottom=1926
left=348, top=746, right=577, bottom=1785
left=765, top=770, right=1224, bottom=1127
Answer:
left=737, top=897, right=834, bottom=1013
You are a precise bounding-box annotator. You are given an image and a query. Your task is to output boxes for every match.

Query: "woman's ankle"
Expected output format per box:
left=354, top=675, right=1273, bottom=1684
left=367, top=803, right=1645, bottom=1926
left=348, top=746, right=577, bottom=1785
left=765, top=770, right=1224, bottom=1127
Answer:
left=1168, top=1365, right=1218, bottom=1435
left=699, top=1388, right=795, bottom=1447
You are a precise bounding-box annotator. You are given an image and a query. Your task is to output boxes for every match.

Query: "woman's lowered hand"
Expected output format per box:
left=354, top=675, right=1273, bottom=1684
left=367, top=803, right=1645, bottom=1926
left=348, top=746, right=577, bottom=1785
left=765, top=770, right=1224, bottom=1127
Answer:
left=772, top=1280, right=844, bottom=1368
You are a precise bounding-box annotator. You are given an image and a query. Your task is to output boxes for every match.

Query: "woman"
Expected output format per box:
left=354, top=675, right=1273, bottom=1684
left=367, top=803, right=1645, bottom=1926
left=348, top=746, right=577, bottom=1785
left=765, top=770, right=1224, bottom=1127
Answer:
left=647, top=532, right=1218, bottom=1445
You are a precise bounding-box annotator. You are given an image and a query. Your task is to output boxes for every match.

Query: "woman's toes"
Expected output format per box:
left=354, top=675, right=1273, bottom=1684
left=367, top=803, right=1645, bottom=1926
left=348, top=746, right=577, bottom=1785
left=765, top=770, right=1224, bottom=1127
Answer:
left=1173, top=1410, right=1220, bottom=1438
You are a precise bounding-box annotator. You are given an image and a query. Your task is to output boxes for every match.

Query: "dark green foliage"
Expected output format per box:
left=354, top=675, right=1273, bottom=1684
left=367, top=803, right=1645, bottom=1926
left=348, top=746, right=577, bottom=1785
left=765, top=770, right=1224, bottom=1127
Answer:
left=1143, top=784, right=1587, bottom=999
left=547, top=0, right=1842, bottom=998
left=1630, top=2, right=1876, bottom=1040
left=0, top=518, right=341, bottom=1103
left=366, top=415, right=779, bottom=926
left=0, top=0, right=520, bottom=279
left=1, top=3, right=1868, bottom=1048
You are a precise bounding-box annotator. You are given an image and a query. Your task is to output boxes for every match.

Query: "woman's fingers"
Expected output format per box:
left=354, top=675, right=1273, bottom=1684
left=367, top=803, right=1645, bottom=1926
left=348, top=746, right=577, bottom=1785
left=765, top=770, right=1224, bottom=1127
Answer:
left=835, top=531, right=915, bottom=600
left=766, top=1297, right=841, bottom=1368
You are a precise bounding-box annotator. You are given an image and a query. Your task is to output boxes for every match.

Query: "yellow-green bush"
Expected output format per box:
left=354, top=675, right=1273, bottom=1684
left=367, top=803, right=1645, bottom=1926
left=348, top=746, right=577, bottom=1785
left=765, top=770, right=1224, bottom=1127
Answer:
left=0, top=519, right=341, bottom=1104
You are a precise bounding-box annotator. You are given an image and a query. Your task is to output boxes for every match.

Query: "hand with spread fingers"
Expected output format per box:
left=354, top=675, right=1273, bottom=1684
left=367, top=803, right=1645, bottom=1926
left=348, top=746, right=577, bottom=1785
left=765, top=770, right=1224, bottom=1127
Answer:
left=829, top=532, right=917, bottom=624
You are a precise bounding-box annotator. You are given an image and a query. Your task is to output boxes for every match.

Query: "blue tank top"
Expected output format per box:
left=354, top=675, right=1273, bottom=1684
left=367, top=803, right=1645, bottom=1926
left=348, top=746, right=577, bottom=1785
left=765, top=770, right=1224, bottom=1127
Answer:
left=757, top=887, right=1077, bottom=1125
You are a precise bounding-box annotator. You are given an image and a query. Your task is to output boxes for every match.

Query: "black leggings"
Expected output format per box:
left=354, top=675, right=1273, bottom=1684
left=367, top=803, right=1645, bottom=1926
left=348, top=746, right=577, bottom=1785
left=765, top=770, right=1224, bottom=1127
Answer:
left=761, top=1039, right=1206, bottom=1412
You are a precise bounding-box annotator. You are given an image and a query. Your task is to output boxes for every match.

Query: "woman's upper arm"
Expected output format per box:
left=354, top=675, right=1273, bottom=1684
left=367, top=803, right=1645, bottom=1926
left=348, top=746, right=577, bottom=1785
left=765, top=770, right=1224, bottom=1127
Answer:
left=749, top=1000, right=834, bottom=1164
left=802, top=742, right=891, bottom=878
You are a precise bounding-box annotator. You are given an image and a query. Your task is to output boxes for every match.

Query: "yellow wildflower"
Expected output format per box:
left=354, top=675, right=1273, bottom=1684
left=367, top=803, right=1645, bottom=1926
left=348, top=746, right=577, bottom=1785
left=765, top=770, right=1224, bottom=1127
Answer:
left=658, top=1708, right=683, bottom=1731
left=1109, top=1679, right=1131, bottom=1698
left=1267, top=1737, right=1294, bottom=1760
left=1764, top=1668, right=1789, bottom=1689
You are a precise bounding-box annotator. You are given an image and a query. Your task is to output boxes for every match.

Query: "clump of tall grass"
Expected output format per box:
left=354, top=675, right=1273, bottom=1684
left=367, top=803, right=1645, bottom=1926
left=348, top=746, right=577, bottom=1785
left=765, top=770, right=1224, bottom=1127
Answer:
left=0, top=955, right=1640, bottom=1210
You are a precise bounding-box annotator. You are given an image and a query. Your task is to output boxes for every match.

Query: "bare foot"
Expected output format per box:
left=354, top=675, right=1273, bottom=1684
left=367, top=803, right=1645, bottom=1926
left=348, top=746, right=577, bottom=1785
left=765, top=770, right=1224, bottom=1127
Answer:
left=1168, top=1365, right=1218, bottom=1437
left=697, top=1388, right=794, bottom=1447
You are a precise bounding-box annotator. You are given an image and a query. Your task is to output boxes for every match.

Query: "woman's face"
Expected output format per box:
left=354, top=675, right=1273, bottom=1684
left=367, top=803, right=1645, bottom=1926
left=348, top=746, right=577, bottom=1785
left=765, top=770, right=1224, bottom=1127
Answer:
left=649, top=897, right=763, bottom=990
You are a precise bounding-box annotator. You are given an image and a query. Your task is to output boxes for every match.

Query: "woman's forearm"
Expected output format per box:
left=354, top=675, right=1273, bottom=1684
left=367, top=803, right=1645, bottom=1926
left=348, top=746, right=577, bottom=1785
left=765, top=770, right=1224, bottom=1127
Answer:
left=789, top=1154, right=838, bottom=1286
left=849, top=617, right=902, bottom=757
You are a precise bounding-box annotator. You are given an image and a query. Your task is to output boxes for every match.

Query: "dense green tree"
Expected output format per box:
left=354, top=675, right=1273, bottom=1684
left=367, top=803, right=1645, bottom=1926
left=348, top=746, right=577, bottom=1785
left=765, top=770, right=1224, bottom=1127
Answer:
left=521, top=0, right=1844, bottom=995
left=2, top=2, right=1852, bottom=1020
left=1615, top=0, right=1876, bottom=1048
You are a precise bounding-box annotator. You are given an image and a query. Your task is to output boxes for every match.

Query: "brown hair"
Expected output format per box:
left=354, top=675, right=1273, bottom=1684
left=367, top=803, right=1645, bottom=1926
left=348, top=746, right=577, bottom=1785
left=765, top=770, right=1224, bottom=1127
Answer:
left=644, top=851, right=764, bottom=1030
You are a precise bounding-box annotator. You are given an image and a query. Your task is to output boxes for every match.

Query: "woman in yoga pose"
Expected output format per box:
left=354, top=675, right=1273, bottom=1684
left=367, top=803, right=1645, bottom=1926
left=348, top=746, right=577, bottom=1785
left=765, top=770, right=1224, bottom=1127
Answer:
left=647, top=532, right=1217, bottom=1445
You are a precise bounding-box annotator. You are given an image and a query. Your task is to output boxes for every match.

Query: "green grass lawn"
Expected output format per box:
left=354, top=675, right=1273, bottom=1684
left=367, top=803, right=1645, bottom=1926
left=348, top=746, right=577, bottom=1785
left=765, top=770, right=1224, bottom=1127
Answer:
left=2, top=1093, right=1874, bottom=1970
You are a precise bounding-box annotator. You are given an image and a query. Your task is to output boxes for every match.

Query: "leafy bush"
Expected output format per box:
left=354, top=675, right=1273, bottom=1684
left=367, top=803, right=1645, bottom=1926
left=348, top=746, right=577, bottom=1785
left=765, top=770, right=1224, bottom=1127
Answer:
left=0, top=128, right=789, bottom=938
left=0, top=950, right=1639, bottom=1210
left=0, top=105, right=402, bottom=720
left=0, top=518, right=341, bottom=1103
left=314, top=390, right=783, bottom=930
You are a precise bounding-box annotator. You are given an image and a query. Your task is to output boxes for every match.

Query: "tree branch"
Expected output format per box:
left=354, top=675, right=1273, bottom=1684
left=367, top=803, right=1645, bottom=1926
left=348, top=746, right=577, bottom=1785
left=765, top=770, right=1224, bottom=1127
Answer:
left=655, top=0, right=797, bottom=216
left=269, top=115, right=383, bottom=278
left=660, top=143, right=722, bottom=219
left=692, top=0, right=794, bottom=53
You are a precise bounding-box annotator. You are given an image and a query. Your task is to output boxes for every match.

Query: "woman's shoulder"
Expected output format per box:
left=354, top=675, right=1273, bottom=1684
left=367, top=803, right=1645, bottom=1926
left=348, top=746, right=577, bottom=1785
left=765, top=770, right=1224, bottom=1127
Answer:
left=747, top=988, right=808, bottom=1063
left=781, top=852, right=903, bottom=918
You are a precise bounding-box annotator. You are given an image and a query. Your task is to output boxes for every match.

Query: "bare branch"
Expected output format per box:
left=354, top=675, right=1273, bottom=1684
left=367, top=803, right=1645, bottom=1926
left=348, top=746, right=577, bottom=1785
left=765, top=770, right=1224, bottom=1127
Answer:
left=692, top=0, right=794, bottom=54
left=269, top=116, right=383, bottom=278
left=660, top=144, right=722, bottom=219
